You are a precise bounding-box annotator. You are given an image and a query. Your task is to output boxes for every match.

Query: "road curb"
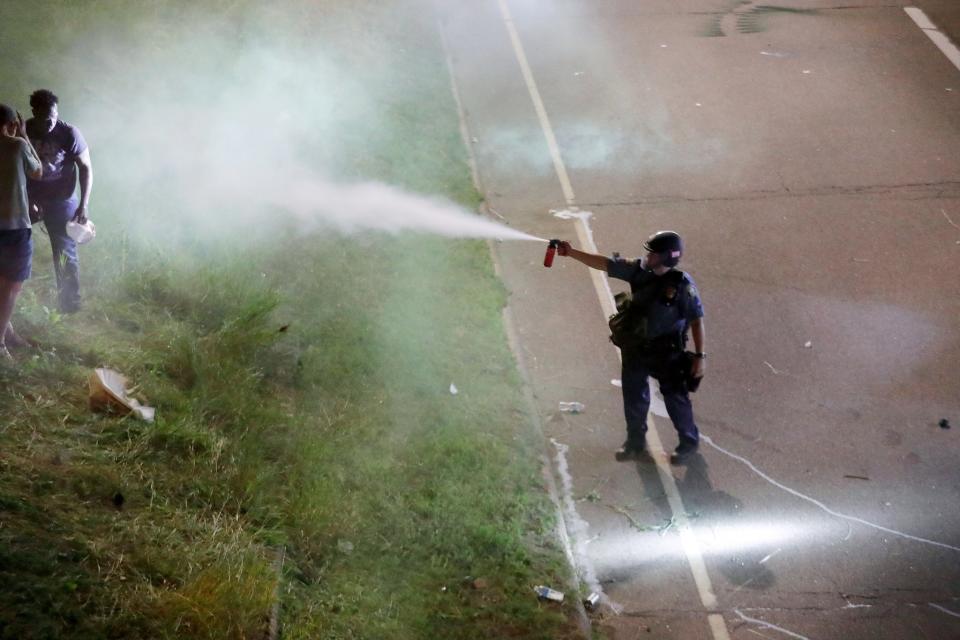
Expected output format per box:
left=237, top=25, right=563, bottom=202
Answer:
left=435, top=8, right=592, bottom=637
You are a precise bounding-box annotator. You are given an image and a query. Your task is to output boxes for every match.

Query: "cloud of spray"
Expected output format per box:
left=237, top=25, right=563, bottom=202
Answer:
left=46, top=2, right=540, bottom=247
left=276, top=173, right=540, bottom=240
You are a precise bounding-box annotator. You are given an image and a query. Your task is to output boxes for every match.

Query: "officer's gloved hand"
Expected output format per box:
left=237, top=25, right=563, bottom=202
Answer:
left=691, top=358, right=705, bottom=379
left=684, top=353, right=705, bottom=392
left=557, top=240, right=571, bottom=256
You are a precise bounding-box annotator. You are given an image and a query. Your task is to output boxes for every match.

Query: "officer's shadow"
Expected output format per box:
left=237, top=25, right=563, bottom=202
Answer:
left=632, top=452, right=776, bottom=591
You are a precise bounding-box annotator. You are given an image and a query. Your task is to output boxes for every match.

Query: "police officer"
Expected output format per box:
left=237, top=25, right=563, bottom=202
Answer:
left=557, top=231, right=705, bottom=463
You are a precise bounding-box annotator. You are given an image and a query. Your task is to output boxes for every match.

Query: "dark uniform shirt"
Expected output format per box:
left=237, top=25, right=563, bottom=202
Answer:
left=607, top=256, right=704, bottom=340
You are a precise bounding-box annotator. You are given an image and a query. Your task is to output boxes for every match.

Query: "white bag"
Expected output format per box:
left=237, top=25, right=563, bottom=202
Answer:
left=66, top=219, right=96, bottom=244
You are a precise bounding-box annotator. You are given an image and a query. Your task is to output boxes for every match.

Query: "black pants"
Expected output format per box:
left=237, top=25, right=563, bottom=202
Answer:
left=621, top=352, right=699, bottom=447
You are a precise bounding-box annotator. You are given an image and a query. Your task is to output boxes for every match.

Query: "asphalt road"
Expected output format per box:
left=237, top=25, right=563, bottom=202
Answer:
left=438, top=1, right=960, bottom=639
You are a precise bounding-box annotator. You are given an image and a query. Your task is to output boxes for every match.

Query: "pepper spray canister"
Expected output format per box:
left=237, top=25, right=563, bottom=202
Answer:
left=543, top=239, right=560, bottom=267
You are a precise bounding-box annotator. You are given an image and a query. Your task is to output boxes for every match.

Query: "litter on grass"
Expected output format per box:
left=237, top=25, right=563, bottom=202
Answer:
left=88, top=368, right=155, bottom=422
left=449, top=383, right=458, bottom=395
left=534, top=585, right=564, bottom=602
left=559, top=401, right=585, bottom=414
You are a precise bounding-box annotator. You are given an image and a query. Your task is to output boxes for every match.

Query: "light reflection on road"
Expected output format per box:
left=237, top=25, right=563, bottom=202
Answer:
left=587, top=517, right=805, bottom=577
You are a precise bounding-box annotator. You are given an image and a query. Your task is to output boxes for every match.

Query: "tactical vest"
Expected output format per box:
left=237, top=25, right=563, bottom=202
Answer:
left=608, top=269, right=687, bottom=351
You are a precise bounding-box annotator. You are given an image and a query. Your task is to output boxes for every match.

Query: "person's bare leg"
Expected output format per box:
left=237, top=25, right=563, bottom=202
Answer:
left=0, top=277, right=23, bottom=360
left=3, top=322, right=29, bottom=348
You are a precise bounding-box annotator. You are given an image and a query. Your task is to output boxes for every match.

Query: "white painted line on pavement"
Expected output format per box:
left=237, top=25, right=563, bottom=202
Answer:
left=709, top=613, right=733, bottom=638
left=496, top=1, right=730, bottom=637
left=702, top=435, right=960, bottom=553
left=905, top=6, right=937, bottom=30
left=498, top=0, right=576, bottom=205
left=551, top=209, right=617, bottom=320
left=905, top=7, right=960, bottom=71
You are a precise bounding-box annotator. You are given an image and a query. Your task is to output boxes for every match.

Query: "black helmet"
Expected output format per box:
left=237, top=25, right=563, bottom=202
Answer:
left=643, top=230, right=683, bottom=267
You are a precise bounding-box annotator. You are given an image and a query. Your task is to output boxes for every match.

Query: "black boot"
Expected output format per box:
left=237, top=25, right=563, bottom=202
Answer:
left=670, top=439, right=699, bottom=464
left=615, top=440, right=646, bottom=461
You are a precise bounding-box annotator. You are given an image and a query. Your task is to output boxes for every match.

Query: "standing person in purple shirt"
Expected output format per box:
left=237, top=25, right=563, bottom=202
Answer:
left=0, top=104, right=43, bottom=361
left=26, top=89, right=93, bottom=313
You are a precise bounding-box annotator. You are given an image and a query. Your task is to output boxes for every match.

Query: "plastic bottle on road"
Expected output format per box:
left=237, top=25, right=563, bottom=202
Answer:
left=558, top=401, right=585, bottom=414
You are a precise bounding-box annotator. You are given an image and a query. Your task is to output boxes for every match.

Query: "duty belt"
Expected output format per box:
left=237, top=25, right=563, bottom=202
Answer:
left=632, top=333, right=684, bottom=357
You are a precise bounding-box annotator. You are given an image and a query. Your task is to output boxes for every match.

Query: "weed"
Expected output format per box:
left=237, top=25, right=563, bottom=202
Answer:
left=0, top=1, right=583, bottom=638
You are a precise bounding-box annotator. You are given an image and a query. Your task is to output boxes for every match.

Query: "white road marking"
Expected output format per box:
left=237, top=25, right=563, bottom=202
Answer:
left=498, top=1, right=575, bottom=205
left=905, top=7, right=960, bottom=71
left=702, top=435, right=960, bottom=553
left=929, top=602, right=960, bottom=619
left=734, top=609, right=812, bottom=640
left=709, top=613, right=732, bottom=638
left=497, top=2, right=730, bottom=638
left=551, top=209, right=617, bottom=320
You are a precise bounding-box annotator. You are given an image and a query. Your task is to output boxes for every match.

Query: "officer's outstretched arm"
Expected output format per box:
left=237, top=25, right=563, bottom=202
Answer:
left=557, top=241, right=608, bottom=271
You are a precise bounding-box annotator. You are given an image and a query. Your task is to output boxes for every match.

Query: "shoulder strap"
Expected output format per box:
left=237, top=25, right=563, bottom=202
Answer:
left=665, top=269, right=686, bottom=285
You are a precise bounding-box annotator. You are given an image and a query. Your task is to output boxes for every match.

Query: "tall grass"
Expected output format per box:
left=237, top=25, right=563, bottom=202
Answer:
left=0, top=1, right=584, bottom=638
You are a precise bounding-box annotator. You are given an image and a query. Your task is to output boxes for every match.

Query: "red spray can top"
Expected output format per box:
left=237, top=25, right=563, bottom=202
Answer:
left=543, top=239, right=559, bottom=267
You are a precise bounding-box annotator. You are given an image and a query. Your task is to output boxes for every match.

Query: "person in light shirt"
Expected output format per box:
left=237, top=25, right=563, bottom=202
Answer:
left=0, top=103, right=42, bottom=361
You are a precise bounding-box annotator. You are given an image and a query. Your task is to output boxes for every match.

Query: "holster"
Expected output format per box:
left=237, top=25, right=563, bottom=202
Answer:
left=681, top=351, right=703, bottom=393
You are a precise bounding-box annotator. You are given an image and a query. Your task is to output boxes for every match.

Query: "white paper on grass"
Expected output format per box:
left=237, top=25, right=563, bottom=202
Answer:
left=88, top=368, right=155, bottom=421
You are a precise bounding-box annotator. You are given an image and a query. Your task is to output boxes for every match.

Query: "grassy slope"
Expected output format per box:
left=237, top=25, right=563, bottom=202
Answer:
left=0, top=1, right=583, bottom=639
